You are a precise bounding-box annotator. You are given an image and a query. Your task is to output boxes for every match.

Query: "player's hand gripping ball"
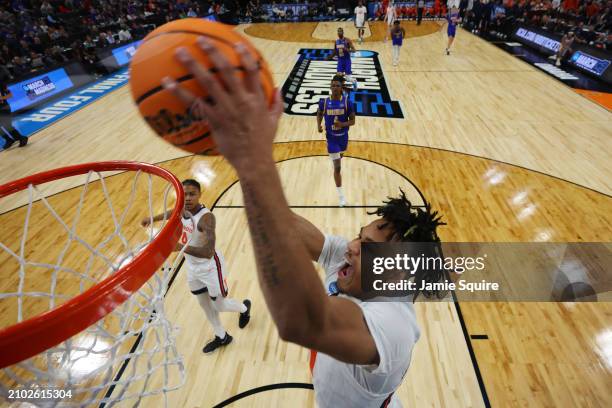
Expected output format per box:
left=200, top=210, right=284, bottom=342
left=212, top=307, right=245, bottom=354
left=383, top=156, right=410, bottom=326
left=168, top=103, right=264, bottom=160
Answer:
left=129, top=19, right=275, bottom=155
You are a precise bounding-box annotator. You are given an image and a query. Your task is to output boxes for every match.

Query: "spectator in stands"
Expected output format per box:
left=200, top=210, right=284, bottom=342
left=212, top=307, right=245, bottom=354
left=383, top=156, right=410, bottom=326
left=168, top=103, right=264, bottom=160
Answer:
left=0, top=0, right=606, bottom=81
left=106, top=30, right=117, bottom=44
left=29, top=51, right=44, bottom=69
left=326, top=0, right=338, bottom=17
left=40, top=1, right=54, bottom=15
left=272, top=1, right=286, bottom=19
left=31, top=36, right=45, bottom=54
left=83, top=35, right=95, bottom=49
left=11, top=56, right=28, bottom=73
left=118, top=26, right=132, bottom=42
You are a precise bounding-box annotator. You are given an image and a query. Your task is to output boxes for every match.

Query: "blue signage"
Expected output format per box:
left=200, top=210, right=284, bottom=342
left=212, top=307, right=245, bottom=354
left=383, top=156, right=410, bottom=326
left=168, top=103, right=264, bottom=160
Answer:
left=112, top=40, right=143, bottom=67
left=514, top=28, right=560, bottom=53
left=12, top=68, right=129, bottom=136
left=569, top=51, right=611, bottom=77
left=7, top=68, right=74, bottom=112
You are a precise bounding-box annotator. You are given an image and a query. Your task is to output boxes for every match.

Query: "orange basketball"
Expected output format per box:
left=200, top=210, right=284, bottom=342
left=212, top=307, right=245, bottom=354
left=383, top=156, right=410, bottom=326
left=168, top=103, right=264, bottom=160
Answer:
left=129, top=19, right=275, bottom=155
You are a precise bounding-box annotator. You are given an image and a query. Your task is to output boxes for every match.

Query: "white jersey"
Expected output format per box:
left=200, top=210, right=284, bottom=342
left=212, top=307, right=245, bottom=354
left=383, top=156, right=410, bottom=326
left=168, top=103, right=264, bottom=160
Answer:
left=385, top=5, right=396, bottom=24
left=355, top=6, right=367, bottom=26
left=312, top=235, right=420, bottom=408
left=181, top=205, right=216, bottom=269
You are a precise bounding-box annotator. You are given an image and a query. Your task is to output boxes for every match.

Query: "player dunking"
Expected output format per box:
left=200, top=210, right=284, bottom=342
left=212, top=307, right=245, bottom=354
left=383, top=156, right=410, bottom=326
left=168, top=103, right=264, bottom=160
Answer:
left=354, top=0, right=367, bottom=44
left=391, top=20, right=405, bottom=66
left=142, top=179, right=251, bottom=353
left=161, top=40, right=447, bottom=407
left=446, top=6, right=460, bottom=55
left=317, top=76, right=355, bottom=207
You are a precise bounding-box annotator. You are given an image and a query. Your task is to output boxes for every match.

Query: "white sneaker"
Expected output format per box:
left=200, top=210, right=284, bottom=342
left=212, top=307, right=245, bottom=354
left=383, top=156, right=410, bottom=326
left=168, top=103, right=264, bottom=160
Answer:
left=339, top=196, right=346, bottom=207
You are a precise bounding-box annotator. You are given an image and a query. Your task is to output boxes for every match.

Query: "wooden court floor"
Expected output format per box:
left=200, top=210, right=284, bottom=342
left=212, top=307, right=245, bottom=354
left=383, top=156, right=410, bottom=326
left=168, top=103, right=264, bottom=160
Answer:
left=1, top=21, right=611, bottom=407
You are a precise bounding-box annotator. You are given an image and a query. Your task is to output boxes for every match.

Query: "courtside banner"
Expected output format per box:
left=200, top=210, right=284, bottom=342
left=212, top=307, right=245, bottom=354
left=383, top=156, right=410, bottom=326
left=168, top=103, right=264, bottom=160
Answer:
left=12, top=68, right=129, bottom=137
left=360, top=242, right=611, bottom=301
left=282, top=48, right=404, bottom=118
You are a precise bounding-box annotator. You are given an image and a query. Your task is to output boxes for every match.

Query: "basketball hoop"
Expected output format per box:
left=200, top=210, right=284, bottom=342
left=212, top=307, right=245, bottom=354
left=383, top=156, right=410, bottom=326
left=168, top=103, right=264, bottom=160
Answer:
left=0, top=161, right=186, bottom=406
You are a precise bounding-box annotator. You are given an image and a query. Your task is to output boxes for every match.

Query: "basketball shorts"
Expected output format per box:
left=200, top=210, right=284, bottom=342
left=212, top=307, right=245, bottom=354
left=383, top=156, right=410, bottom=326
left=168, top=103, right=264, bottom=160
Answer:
left=447, top=24, right=457, bottom=37
left=186, top=252, right=229, bottom=298
left=326, top=135, right=348, bottom=154
left=356, top=19, right=365, bottom=29
left=337, top=58, right=352, bottom=75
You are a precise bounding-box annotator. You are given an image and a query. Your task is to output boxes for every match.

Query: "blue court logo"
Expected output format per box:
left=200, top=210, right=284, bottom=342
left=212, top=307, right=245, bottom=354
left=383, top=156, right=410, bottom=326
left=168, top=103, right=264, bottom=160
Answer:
left=282, top=48, right=404, bottom=119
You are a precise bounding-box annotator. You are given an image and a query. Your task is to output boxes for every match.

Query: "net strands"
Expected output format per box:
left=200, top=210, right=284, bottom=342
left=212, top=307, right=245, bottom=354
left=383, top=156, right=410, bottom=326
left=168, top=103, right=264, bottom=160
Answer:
left=0, top=166, right=185, bottom=406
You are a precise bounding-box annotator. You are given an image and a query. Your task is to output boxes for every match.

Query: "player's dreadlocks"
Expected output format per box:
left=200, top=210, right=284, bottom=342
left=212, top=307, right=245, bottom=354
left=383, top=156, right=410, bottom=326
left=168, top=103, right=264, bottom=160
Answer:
left=369, top=189, right=447, bottom=300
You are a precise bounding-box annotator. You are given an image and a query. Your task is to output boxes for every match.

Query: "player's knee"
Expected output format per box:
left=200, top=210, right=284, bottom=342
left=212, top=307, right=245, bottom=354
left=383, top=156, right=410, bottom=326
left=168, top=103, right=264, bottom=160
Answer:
left=329, top=152, right=342, bottom=162
left=211, top=297, right=223, bottom=311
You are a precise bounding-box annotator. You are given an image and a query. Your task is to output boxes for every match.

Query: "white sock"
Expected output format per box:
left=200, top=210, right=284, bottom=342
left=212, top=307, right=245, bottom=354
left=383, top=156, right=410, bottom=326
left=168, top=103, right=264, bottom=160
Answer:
left=337, top=187, right=345, bottom=198
left=196, top=293, right=226, bottom=338
left=213, top=297, right=247, bottom=313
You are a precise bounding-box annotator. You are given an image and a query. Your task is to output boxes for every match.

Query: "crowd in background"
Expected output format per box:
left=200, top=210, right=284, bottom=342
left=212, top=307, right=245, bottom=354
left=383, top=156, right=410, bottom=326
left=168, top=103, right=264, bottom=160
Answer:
left=1, top=0, right=610, bottom=81
left=459, top=0, right=611, bottom=50
left=0, top=0, right=216, bottom=81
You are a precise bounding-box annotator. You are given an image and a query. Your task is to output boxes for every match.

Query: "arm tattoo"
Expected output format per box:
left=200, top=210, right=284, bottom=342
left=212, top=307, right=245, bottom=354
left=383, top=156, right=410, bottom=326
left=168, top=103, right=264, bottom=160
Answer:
left=241, top=180, right=280, bottom=287
left=199, top=214, right=216, bottom=257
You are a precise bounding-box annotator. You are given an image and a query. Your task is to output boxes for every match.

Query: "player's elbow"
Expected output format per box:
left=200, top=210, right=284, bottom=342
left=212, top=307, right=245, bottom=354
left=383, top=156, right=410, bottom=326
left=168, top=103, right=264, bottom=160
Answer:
left=275, top=312, right=325, bottom=347
left=277, top=321, right=318, bottom=347
left=198, top=247, right=215, bottom=259
left=277, top=321, right=301, bottom=343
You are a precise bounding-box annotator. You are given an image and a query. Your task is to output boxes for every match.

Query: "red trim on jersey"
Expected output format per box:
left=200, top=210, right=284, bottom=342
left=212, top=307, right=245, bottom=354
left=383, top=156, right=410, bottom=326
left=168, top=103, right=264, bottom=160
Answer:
left=213, top=252, right=228, bottom=297
left=381, top=393, right=393, bottom=407
left=309, top=349, right=317, bottom=374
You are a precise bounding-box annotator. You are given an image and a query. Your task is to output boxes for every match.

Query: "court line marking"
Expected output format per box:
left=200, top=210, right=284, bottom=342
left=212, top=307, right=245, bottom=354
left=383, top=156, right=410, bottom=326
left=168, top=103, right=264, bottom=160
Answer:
left=2, top=139, right=609, bottom=220
left=213, top=154, right=428, bottom=207
left=212, top=382, right=314, bottom=408
left=273, top=140, right=612, bottom=199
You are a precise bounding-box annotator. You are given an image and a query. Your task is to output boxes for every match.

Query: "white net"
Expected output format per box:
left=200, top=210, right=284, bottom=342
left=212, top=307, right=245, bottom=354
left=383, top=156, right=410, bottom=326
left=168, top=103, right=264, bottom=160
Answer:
left=0, top=165, right=186, bottom=407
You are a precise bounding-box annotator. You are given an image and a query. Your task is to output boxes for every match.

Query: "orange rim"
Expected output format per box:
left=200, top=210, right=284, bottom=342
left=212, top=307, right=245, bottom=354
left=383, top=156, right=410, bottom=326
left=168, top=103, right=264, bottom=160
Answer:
left=0, top=161, right=184, bottom=368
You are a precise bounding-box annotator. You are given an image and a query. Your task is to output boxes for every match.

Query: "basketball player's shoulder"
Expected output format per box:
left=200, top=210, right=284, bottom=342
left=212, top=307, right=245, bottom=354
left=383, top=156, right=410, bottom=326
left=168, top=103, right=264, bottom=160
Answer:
left=197, top=205, right=211, bottom=215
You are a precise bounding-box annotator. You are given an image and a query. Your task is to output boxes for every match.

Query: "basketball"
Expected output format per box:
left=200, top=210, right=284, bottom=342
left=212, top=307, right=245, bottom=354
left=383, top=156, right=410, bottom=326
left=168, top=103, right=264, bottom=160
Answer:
left=129, top=18, right=275, bottom=155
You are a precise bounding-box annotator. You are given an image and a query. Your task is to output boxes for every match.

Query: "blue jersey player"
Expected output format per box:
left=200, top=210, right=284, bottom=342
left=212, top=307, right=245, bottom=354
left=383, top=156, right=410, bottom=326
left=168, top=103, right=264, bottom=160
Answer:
left=327, top=28, right=356, bottom=76
left=316, top=76, right=356, bottom=207
left=391, top=20, right=405, bottom=66
left=446, top=7, right=460, bottom=55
